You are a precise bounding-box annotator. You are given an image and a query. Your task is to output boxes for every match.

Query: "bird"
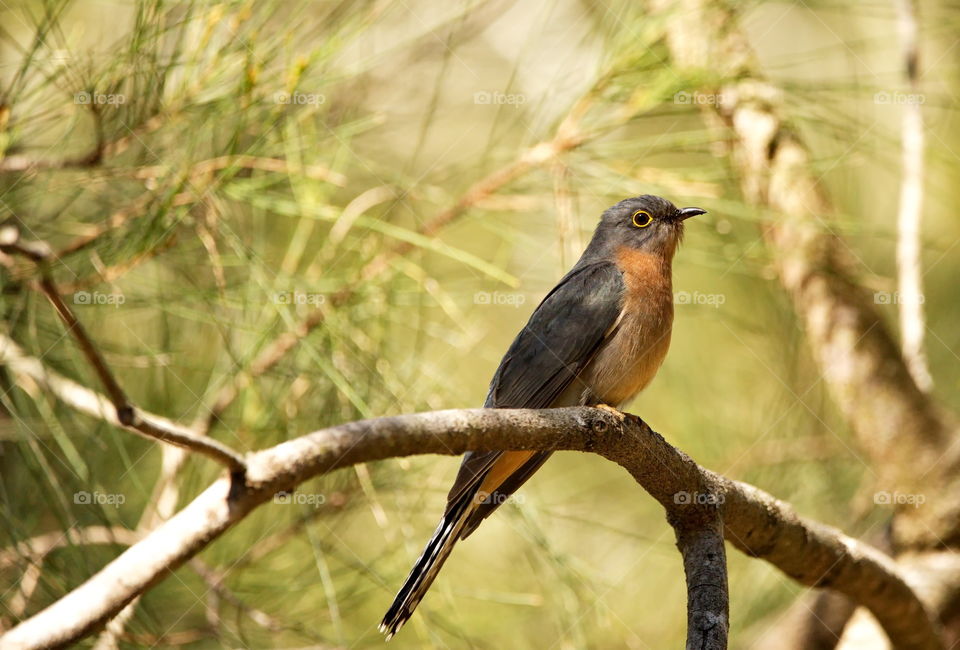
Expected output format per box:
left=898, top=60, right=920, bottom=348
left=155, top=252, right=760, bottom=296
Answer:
left=379, top=194, right=705, bottom=639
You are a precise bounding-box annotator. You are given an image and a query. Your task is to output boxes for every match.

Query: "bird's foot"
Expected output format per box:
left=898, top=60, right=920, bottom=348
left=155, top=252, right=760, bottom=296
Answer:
left=593, top=403, right=625, bottom=421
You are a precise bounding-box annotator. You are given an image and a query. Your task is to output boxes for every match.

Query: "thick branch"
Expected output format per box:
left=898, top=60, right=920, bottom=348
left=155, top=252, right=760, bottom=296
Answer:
left=838, top=551, right=960, bottom=649
left=1, top=408, right=937, bottom=650
left=672, top=515, right=728, bottom=650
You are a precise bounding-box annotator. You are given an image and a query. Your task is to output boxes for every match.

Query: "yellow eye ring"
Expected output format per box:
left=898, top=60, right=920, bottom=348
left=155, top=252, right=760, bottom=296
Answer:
left=632, top=210, right=653, bottom=228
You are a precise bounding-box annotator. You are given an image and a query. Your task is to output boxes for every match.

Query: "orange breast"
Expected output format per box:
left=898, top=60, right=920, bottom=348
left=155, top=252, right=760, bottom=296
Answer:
left=555, top=247, right=674, bottom=407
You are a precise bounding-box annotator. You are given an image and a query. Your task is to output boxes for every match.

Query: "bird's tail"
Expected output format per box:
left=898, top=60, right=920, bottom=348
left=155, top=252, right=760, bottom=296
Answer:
left=379, top=488, right=475, bottom=640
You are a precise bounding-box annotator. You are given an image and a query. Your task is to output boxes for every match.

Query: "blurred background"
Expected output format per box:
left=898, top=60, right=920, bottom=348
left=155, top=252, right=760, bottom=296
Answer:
left=0, top=0, right=958, bottom=648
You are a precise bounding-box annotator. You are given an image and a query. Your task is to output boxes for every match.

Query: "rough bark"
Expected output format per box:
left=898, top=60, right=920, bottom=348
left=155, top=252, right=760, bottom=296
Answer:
left=0, top=408, right=938, bottom=650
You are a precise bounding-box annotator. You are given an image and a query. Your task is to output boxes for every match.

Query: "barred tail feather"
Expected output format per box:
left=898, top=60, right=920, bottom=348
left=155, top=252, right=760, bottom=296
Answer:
left=379, top=489, right=475, bottom=639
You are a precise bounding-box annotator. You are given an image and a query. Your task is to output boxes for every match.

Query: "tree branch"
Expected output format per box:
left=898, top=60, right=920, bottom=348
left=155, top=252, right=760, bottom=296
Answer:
left=893, top=0, right=933, bottom=393
left=0, top=150, right=102, bottom=174
left=653, top=0, right=959, bottom=548
left=0, top=105, right=104, bottom=175
left=0, top=230, right=246, bottom=472
left=672, top=515, right=728, bottom=650
left=0, top=330, right=245, bottom=472
left=1, top=408, right=939, bottom=650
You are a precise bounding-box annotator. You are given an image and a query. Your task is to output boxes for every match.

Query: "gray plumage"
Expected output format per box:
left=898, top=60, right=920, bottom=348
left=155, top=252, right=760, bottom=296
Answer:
left=379, top=195, right=705, bottom=639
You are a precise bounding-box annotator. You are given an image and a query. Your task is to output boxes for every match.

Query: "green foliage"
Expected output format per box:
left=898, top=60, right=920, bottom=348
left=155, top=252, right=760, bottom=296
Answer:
left=1, top=0, right=958, bottom=647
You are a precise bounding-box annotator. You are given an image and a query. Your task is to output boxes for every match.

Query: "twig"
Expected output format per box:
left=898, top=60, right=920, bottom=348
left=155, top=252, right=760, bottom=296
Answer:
left=56, top=234, right=178, bottom=294
left=130, top=155, right=346, bottom=187
left=46, top=269, right=245, bottom=469
left=0, top=101, right=106, bottom=174
left=0, top=333, right=218, bottom=463
left=33, top=274, right=129, bottom=410
left=54, top=191, right=190, bottom=259
left=6, top=564, right=41, bottom=621
left=893, top=0, right=933, bottom=393
left=0, top=278, right=245, bottom=473
left=0, top=407, right=939, bottom=650
left=0, top=150, right=102, bottom=174
left=552, top=160, right=582, bottom=269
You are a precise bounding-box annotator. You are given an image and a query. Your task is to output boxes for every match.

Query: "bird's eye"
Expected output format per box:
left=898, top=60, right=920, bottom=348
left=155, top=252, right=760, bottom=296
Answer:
left=632, top=210, right=653, bottom=228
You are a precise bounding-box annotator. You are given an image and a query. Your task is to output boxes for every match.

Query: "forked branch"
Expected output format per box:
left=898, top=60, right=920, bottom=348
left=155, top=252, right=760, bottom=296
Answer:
left=0, top=407, right=939, bottom=650
left=0, top=227, right=246, bottom=472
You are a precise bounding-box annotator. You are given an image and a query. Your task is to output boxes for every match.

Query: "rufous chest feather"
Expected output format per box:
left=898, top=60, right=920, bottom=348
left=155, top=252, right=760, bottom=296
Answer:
left=555, top=247, right=677, bottom=408
left=614, top=247, right=674, bottom=320
left=579, top=246, right=674, bottom=405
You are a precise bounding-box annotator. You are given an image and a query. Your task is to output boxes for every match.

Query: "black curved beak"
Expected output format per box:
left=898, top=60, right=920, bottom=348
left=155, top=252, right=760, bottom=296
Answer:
left=676, top=207, right=707, bottom=221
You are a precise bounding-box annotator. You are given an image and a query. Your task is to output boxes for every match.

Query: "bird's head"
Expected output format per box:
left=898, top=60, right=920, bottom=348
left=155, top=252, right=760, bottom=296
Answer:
left=589, top=195, right=705, bottom=261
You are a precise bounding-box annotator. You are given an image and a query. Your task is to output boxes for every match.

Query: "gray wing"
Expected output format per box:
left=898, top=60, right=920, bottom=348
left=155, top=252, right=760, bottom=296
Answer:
left=483, top=261, right=625, bottom=409
left=446, top=261, right=626, bottom=513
